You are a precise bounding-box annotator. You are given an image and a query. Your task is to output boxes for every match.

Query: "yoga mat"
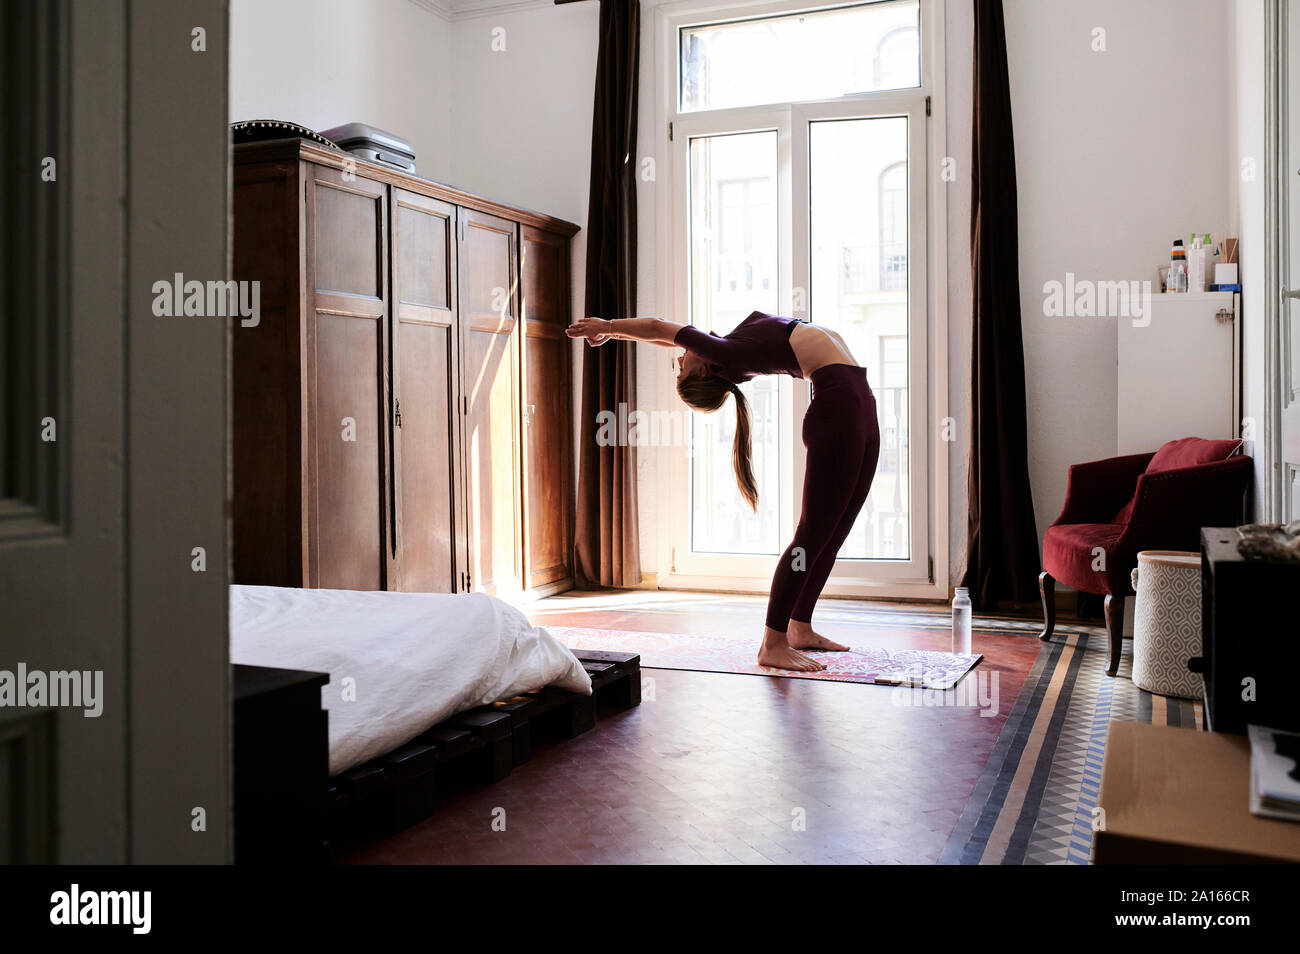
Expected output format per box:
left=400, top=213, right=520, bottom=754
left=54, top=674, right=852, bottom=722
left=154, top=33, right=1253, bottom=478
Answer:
left=549, top=625, right=982, bottom=690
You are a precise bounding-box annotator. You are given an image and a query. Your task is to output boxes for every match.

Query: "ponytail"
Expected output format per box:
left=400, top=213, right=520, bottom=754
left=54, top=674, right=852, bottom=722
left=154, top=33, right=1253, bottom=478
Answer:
left=676, top=372, right=759, bottom=511
left=729, top=385, right=758, bottom=512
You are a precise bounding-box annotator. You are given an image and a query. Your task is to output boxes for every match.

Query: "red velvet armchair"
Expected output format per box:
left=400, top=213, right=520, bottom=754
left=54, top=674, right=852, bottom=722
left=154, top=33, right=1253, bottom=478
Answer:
left=1038, top=441, right=1252, bottom=676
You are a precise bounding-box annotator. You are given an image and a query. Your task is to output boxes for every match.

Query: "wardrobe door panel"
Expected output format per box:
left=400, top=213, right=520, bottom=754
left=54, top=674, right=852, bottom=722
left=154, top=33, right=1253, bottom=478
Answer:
left=458, top=208, right=521, bottom=597
left=520, top=225, right=573, bottom=589
left=307, top=168, right=388, bottom=590
left=313, top=313, right=383, bottom=590
left=391, top=189, right=462, bottom=592
left=314, top=183, right=381, bottom=297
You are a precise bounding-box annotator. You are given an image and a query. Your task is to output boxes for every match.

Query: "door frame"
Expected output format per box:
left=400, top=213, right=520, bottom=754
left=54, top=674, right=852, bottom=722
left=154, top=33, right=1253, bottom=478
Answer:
left=0, top=0, right=232, bottom=863
left=1265, top=0, right=1298, bottom=522
left=651, top=0, right=949, bottom=600
left=124, top=0, right=233, bottom=864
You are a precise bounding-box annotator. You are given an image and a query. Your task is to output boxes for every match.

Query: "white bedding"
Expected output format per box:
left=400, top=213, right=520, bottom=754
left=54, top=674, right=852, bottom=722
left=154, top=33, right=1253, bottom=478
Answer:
left=230, top=585, right=591, bottom=776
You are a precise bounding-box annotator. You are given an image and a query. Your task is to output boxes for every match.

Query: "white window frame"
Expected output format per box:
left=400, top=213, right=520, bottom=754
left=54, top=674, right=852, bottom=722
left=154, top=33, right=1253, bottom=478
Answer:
left=652, top=0, right=949, bottom=601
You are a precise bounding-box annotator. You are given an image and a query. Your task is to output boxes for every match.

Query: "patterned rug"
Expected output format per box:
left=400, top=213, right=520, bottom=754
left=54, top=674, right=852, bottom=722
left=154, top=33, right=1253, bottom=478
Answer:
left=939, top=630, right=1203, bottom=865
left=549, top=625, right=982, bottom=690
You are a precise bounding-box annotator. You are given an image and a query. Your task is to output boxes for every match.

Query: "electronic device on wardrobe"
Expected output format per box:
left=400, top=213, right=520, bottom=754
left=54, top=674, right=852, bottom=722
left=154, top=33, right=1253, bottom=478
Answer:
left=319, top=123, right=417, bottom=174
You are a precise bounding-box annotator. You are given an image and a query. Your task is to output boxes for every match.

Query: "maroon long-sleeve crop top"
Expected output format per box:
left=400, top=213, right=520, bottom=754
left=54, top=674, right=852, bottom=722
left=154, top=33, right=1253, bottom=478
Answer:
left=672, top=310, right=805, bottom=385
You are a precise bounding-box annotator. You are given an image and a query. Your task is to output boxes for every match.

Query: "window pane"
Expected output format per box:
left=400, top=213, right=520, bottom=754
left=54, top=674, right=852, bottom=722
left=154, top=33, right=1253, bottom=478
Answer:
left=680, top=1, right=920, bottom=113
left=687, top=131, right=781, bottom=555
left=808, top=116, right=909, bottom=560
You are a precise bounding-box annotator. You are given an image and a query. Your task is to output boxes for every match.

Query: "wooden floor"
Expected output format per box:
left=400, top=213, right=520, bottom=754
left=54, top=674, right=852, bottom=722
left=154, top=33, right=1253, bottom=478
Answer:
left=337, top=590, right=1066, bottom=865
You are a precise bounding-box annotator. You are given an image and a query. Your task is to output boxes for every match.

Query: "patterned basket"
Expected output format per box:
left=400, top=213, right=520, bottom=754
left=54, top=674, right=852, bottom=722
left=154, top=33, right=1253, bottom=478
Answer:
left=1130, top=550, right=1203, bottom=698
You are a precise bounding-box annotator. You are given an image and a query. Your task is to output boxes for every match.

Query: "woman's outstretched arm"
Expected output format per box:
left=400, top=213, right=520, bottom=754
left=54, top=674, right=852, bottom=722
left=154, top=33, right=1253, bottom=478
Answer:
left=566, top=316, right=684, bottom=347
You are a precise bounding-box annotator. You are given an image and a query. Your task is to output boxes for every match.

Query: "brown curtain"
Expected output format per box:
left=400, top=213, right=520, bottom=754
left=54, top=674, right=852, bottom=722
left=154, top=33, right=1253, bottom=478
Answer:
left=963, top=0, right=1039, bottom=608
left=574, top=0, right=642, bottom=588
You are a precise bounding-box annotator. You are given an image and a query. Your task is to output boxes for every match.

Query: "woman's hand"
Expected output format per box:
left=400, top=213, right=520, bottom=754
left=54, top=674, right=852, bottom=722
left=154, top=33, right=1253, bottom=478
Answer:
left=566, top=317, right=613, bottom=346
left=564, top=316, right=682, bottom=347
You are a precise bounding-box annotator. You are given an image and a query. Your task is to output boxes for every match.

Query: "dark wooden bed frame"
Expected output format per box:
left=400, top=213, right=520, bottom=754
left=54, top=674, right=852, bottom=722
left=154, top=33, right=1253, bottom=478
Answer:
left=234, top=651, right=641, bottom=862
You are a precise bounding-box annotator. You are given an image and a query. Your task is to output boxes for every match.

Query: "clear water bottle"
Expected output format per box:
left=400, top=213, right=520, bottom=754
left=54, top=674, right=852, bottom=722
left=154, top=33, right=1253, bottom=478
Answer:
left=952, top=586, right=972, bottom=655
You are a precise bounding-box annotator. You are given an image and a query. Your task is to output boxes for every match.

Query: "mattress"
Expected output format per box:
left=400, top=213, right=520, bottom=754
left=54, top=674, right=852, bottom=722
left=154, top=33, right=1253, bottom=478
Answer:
left=229, top=585, right=591, bottom=776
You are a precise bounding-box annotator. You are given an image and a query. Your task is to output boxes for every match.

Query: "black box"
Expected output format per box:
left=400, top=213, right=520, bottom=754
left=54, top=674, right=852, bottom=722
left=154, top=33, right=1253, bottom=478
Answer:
left=1197, top=528, right=1300, bottom=733
left=233, top=665, right=329, bottom=863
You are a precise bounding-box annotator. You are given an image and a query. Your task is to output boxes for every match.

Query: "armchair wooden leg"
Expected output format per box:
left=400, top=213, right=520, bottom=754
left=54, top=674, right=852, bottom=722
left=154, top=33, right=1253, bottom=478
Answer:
left=1104, top=594, right=1125, bottom=676
left=1038, top=571, right=1056, bottom=642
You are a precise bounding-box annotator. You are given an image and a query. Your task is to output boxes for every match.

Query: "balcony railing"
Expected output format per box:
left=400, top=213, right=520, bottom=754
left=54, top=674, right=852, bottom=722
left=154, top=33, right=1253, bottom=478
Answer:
left=713, top=254, right=777, bottom=296
left=690, top=381, right=910, bottom=559
left=841, top=243, right=907, bottom=294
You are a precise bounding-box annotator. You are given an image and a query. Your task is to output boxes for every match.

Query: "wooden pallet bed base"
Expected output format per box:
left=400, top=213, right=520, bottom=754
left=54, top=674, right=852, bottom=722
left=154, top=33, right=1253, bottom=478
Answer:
left=325, top=650, right=641, bottom=849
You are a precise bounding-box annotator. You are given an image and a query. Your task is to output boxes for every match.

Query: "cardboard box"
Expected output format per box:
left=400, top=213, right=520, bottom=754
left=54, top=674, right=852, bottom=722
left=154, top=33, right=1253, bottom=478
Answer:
left=1094, top=722, right=1300, bottom=864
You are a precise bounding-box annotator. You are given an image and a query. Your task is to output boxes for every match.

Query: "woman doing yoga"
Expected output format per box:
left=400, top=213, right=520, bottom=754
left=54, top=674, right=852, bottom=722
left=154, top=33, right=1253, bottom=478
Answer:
left=566, top=311, right=881, bottom=673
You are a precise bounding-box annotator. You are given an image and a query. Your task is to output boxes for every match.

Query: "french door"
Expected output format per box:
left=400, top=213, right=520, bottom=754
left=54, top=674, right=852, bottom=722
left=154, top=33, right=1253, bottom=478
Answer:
left=1277, top=0, right=1300, bottom=521
left=664, top=93, right=931, bottom=594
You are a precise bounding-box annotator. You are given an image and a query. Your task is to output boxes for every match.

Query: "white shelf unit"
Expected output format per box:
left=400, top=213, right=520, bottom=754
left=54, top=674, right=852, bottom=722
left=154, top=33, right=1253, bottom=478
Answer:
left=1117, top=291, right=1240, bottom=455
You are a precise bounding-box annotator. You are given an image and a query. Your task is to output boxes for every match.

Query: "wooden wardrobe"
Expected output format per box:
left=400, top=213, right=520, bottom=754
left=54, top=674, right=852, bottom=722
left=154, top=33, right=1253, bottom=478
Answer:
left=231, top=139, right=577, bottom=598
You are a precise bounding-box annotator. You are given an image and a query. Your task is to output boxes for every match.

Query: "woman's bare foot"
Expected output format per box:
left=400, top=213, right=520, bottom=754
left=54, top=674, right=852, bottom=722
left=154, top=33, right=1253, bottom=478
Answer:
left=787, top=620, right=850, bottom=652
left=757, top=627, right=828, bottom=671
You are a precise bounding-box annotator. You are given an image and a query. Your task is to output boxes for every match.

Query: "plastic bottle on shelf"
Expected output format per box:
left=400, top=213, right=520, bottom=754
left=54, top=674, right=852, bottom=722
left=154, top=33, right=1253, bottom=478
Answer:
left=1169, top=239, right=1188, bottom=293
left=1187, top=235, right=1208, bottom=292
left=952, top=587, right=972, bottom=655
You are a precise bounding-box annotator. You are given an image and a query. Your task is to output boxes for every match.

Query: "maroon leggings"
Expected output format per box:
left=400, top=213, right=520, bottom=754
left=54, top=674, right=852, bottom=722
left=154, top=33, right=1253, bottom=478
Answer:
left=766, top=364, right=881, bottom=632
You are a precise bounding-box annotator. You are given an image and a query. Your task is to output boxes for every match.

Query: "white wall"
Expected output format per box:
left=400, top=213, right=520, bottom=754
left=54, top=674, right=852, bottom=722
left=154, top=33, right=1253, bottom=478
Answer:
left=446, top=6, right=599, bottom=226
left=1229, top=0, right=1268, bottom=517
left=229, top=0, right=454, bottom=177
left=1003, top=0, right=1232, bottom=556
